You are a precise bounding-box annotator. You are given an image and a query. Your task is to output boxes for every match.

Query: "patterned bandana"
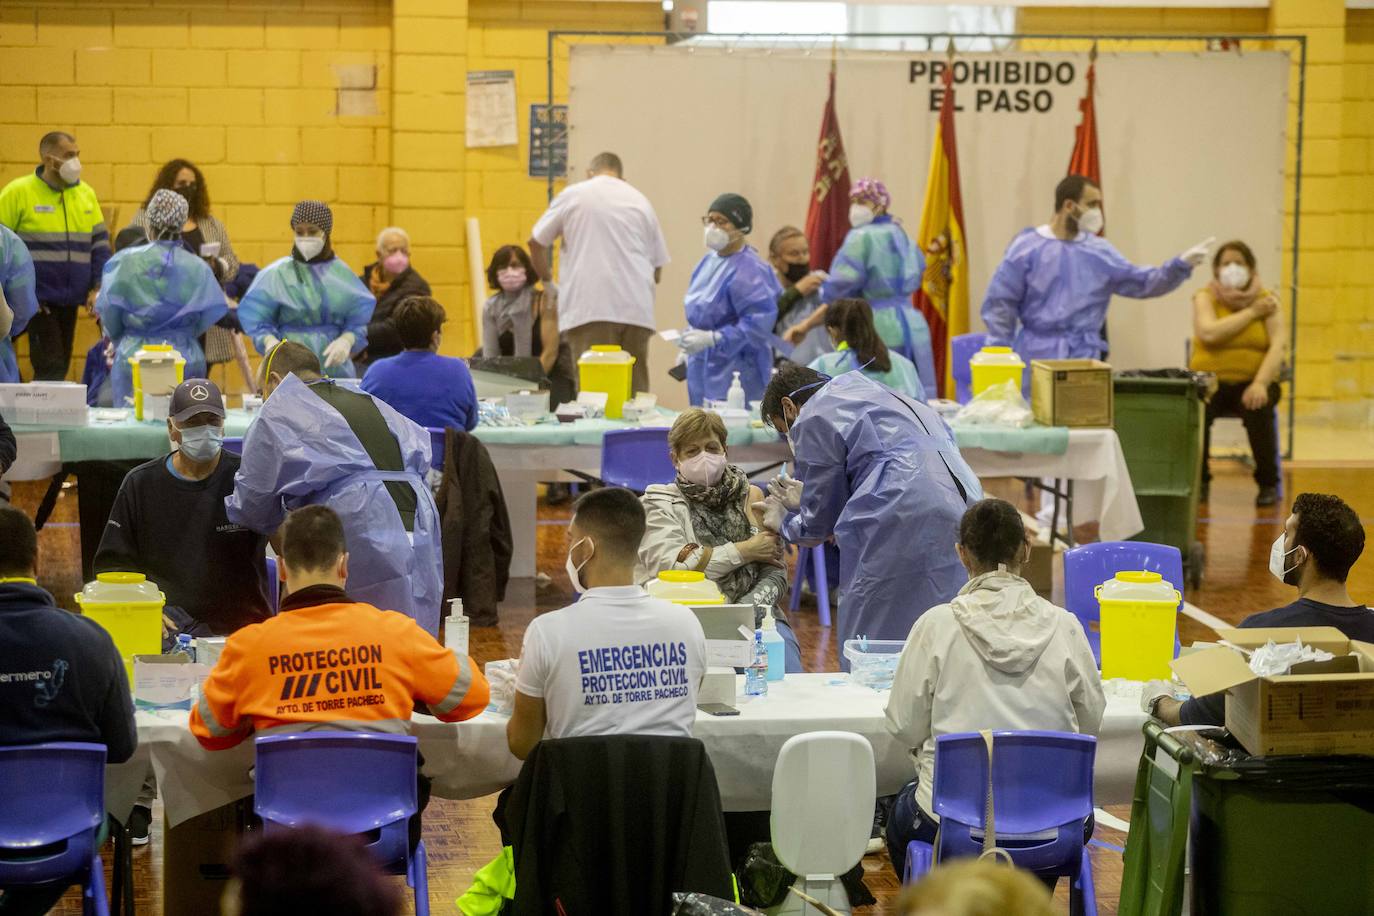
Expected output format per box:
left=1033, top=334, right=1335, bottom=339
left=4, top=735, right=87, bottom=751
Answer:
left=290, top=199, right=333, bottom=235
left=146, top=188, right=188, bottom=233
left=850, top=177, right=891, bottom=211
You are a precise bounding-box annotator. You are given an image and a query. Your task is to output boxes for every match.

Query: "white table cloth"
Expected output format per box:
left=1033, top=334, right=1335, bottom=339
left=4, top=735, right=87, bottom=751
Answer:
left=113, top=674, right=1148, bottom=828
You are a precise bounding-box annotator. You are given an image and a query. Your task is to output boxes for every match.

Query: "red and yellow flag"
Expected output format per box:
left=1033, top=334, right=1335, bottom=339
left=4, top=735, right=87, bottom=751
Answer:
left=913, top=66, right=968, bottom=398
left=1067, top=49, right=1103, bottom=232
left=805, top=65, right=851, bottom=272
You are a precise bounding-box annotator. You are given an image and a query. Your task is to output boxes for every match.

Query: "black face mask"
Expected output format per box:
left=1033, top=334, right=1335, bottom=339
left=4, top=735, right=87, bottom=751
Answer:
left=174, top=184, right=197, bottom=204
left=784, top=262, right=811, bottom=284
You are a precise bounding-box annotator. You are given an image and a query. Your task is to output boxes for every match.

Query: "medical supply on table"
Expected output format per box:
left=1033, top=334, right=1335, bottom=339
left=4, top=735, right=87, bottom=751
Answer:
left=843, top=637, right=905, bottom=691
left=745, top=630, right=769, bottom=697
left=726, top=372, right=746, bottom=410
left=1030, top=358, right=1114, bottom=427
left=174, top=633, right=196, bottom=662
left=647, top=570, right=725, bottom=605
left=760, top=608, right=785, bottom=683
left=484, top=659, right=518, bottom=717
left=1247, top=639, right=1334, bottom=677
left=0, top=382, right=88, bottom=426
left=74, top=572, right=166, bottom=684
left=240, top=394, right=263, bottom=414
left=952, top=379, right=1033, bottom=428
left=128, top=344, right=185, bottom=421
left=699, top=667, right=738, bottom=706
left=195, top=636, right=227, bottom=669
left=1096, top=570, right=1180, bottom=680
left=969, top=346, right=1026, bottom=397
left=577, top=345, right=636, bottom=418
left=446, top=598, right=469, bottom=656
left=503, top=390, right=548, bottom=424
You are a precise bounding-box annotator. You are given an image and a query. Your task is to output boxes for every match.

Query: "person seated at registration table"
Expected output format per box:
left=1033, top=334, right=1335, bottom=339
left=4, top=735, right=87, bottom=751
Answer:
left=883, top=498, right=1104, bottom=879
left=191, top=506, right=488, bottom=843
left=360, top=295, right=479, bottom=433
left=635, top=408, right=801, bottom=673
left=1147, top=492, right=1372, bottom=727
left=0, top=507, right=136, bottom=915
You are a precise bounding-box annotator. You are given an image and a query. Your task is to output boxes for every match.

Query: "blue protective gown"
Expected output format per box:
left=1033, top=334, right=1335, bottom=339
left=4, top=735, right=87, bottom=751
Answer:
left=809, top=343, right=926, bottom=401
left=225, top=374, right=443, bottom=635
left=238, top=255, right=375, bottom=378
left=782, top=372, right=982, bottom=663
left=94, top=241, right=228, bottom=408
left=775, top=287, right=832, bottom=368
left=981, top=226, right=1194, bottom=389
left=0, top=224, right=38, bottom=383
left=821, top=216, right=937, bottom=395
left=684, top=246, right=780, bottom=406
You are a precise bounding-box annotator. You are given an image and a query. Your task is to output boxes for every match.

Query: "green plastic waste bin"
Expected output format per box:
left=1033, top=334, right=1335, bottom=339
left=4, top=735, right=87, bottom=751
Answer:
left=1119, top=721, right=1197, bottom=916
left=1112, top=372, right=1209, bottom=587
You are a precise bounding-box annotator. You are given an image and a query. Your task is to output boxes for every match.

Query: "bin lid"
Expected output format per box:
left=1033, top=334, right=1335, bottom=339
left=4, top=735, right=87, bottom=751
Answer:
left=1098, top=570, right=1179, bottom=602
left=578, top=345, right=635, bottom=365
left=971, top=346, right=1025, bottom=367
left=658, top=570, right=706, bottom=583
left=76, top=571, right=165, bottom=605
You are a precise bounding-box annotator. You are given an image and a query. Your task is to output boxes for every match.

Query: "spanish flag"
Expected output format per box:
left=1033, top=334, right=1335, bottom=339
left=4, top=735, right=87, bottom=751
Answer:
left=913, top=65, right=968, bottom=398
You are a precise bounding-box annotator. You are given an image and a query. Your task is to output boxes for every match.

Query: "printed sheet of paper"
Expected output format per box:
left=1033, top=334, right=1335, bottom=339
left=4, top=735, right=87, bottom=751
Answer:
left=466, top=70, right=517, bottom=148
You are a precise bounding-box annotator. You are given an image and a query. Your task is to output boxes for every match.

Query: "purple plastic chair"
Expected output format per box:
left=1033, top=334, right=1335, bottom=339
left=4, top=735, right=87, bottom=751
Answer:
left=264, top=556, right=279, bottom=613
left=425, top=427, right=446, bottom=472
left=600, top=427, right=677, bottom=493
left=788, top=543, right=832, bottom=628
left=254, top=733, right=429, bottom=916
left=1063, top=541, right=1184, bottom=666
left=0, top=742, right=110, bottom=916
left=905, top=731, right=1098, bottom=916
left=950, top=332, right=989, bottom=404
left=222, top=436, right=243, bottom=456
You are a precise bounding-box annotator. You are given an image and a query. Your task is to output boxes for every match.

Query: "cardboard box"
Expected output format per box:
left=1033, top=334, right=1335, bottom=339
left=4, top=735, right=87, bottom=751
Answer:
left=0, top=382, right=89, bottom=426
left=1171, top=627, right=1374, bottom=757
left=1031, top=359, right=1113, bottom=427
left=133, top=654, right=209, bottom=710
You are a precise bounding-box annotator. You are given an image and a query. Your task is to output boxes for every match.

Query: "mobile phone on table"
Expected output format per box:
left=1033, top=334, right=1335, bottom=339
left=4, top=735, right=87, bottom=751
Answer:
left=668, top=362, right=688, bottom=382
left=697, top=703, right=739, bottom=716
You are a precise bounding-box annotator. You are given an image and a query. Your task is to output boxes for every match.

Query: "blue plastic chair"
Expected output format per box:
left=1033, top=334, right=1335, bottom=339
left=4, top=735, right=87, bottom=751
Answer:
left=599, top=427, right=677, bottom=493
left=950, top=332, right=988, bottom=404
left=904, top=731, right=1098, bottom=916
left=254, top=733, right=429, bottom=916
left=1063, top=541, right=1184, bottom=666
left=789, top=543, right=832, bottom=628
left=264, top=555, right=279, bottom=612
left=425, top=427, right=446, bottom=472
left=222, top=436, right=243, bottom=456
left=0, top=742, right=110, bottom=915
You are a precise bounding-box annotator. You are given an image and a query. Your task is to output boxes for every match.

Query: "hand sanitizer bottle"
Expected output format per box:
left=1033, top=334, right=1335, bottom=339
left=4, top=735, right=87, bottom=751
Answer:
left=727, top=371, right=746, bottom=410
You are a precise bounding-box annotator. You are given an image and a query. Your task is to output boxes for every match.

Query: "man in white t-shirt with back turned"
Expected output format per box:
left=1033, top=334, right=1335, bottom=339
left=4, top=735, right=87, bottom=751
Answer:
left=529, top=152, right=670, bottom=396
left=507, top=487, right=707, bottom=758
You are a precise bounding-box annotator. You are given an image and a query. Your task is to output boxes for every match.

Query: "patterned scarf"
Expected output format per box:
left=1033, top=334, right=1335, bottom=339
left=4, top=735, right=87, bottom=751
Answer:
left=677, top=464, right=762, bottom=603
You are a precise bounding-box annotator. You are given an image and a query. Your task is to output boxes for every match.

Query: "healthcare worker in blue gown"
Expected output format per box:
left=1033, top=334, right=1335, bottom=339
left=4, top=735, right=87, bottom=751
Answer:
left=226, top=340, right=443, bottom=635
left=94, top=189, right=227, bottom=408
left=981, top=174, right=1214, bottom=392
left=758, top=365, right=981, bottom=666
left=0, top=223, right=39, bottom=383
left=821, top=178, right=937, bottom=397
left=679, top=193, right=779, bottom=406
left=238, top=199, right=375, bottom=378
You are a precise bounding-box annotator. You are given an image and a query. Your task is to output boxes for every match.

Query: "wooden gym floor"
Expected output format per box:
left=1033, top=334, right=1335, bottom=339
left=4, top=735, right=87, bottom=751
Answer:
left=11, top=458, right=1372, bottom=915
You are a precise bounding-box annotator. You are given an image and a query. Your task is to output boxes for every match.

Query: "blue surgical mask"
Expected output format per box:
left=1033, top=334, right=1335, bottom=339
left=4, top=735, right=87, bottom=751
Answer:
left=177, top=425, right=223, bottom=462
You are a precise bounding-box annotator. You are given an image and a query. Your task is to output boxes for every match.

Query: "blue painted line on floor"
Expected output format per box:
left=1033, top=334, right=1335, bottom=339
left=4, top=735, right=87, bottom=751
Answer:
left=1089, top=839, right=1125, bottom=854
left=537, top=518, right=571, bottom=526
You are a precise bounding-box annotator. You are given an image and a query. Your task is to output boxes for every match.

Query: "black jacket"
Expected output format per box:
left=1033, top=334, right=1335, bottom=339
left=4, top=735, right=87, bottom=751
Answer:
left=436, top=428, right=512, bottom=626
left=0, top=582, right=137, bottom=763
left=359, top=263, right=432, bottom=364
left=506, top=735, right=734, bottom=915
left=0, top=410, right=14, bottom=474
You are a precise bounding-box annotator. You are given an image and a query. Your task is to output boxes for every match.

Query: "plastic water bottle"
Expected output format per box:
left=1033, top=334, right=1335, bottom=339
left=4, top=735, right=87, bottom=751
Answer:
left=744, top=629, right=768, bottom=697
left=174, top=633, right=195, bottom=661
left=446, top=598, right=469, bottom=657
left=760, top=609, right=785, bottom=682
left=727, top=371, right=746, bottom=410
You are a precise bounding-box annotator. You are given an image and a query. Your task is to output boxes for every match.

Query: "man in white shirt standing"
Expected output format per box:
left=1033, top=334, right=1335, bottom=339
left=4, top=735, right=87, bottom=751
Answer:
left=507, top=487, right=707, bottom=758
left=529, top=152, right=670, bottom=396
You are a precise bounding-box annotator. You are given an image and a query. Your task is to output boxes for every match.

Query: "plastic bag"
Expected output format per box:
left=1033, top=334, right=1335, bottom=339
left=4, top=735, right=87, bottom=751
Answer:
left=1114, top=368, right=1217, bottom=401
left=1247, top=639, right=1334, bottom=676
left=952, top=379, right=1033, bottom=428
left=669, top=894, right=763, bottom=916
left=737, top=842, right=795, bottom=908
left=484, top=659, right=518, bottom=717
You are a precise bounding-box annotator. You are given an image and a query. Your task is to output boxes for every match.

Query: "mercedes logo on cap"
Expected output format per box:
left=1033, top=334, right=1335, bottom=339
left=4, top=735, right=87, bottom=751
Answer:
left=190, top=384, right=210, bottom=401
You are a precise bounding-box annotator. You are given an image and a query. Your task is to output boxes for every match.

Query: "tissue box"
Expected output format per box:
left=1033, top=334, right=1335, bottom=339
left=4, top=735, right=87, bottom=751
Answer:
left=0, top=382, right=89, bottom=426
left=134, top=654, right=209, bottom=710
left=1171, top=627, right=1374, bottom=757
left=698, top=667, right=737, bottom=706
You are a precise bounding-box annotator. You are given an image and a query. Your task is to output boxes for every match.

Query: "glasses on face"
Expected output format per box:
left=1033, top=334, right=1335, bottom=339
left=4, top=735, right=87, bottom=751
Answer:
left=701, top=215, right=732, bottom=229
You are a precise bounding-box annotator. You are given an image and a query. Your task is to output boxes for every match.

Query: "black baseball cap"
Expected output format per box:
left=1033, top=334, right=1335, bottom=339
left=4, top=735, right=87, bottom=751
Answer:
left=169, top=378, right=225, bottom=424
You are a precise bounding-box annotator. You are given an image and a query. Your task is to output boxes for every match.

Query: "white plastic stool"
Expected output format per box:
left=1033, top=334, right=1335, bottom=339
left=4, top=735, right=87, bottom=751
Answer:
left=769, top=731, right=876, bottom=915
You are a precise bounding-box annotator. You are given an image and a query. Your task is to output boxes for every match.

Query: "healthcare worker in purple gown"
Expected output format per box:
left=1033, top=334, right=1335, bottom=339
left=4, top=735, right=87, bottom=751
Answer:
left=981, top=174, right=1214, bottom=392
left=226, top=340, right=443, bottom=635
left=757, top=365, right=982, bottom=666
left=679, top=193, right=779, bottom=406
left=0, top=224, right=39, bottom=383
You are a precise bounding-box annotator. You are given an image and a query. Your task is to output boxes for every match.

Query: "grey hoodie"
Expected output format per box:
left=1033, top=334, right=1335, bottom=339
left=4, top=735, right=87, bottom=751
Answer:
left=885, top=570, right=1105, bottom=818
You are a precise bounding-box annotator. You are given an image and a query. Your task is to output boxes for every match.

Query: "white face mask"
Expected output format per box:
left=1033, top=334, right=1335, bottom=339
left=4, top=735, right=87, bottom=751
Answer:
left=295, top=235, right=325, bottom=260
left=566, top=536, right=592, bottom=594
left=1268, top=534, right=1302, bottom=585
left=58, top=156, right=82, bottom=185
left=176, top=424, right=223, bottom=463
left=848, top=204, right=875, bottom=228
left=704, top=224, right=731, bottom=252
left=678, top=451, right=727, bottom=487
left=1219, top=262, right=1251, bottom=290
left=1075, top=205, right=1104, bottom=236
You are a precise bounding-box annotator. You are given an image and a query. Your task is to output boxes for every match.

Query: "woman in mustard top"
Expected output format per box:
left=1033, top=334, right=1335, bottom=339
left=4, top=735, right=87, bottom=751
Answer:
left=1188, top=240, right=1286, bottom=507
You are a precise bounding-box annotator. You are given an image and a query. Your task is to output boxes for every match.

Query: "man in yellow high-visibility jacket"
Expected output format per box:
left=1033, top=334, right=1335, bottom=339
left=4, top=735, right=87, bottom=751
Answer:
left=0, top=131, right=110, bottom=380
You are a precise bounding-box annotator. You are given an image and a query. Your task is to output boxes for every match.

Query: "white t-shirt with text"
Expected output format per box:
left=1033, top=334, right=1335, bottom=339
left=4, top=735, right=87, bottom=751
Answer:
left=515, top=585, right=707, bottom=740
left=530, top=174, right=670, bottom=333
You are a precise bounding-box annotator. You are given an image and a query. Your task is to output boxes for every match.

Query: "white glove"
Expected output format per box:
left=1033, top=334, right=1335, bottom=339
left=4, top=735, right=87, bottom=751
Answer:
left=322, top=332, right=356, bottom=369
left=1140, top=679, right=1174, bottom=716
left=261, top=334, right=281, bottom=353
left=767, top=475, right=803, bottom=512
left=1180, top=236, right=1215, bottom=267
left=679, top=329, right=718, bottom=355
left=752, top=496, right=787, bottom=534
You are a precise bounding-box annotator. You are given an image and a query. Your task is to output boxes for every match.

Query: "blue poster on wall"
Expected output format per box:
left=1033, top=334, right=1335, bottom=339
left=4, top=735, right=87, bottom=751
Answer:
left=529, top=104, right=568, bottom=179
